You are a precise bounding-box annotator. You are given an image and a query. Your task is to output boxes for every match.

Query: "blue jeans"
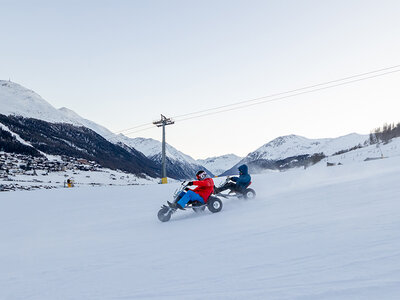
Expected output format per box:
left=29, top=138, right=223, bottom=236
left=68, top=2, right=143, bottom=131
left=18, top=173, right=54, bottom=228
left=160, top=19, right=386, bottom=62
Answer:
left=177, top=190, right=204, bottom=208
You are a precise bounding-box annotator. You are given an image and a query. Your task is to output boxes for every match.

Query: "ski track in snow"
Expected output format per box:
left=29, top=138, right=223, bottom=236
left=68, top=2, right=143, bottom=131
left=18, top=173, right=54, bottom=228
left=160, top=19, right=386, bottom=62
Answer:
left=1, top=157, right=400, bottom=299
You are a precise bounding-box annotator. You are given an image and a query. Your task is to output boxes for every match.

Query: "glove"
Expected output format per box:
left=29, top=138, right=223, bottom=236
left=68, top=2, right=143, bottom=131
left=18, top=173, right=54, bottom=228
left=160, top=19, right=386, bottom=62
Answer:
left=187, top=181, right=194, bottom=186
left=184, top=187, right=190, bottom=191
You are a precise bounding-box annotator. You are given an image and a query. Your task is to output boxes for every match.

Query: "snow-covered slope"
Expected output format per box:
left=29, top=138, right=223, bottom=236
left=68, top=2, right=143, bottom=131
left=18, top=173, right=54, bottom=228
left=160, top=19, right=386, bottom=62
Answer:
left=0, top=80, right=211, bottom=179
left=0, top=156, right=157, bottom=191
left=222, top=133, right=371, bottom=175
left=197, top=154, right=242, bottom=175
left=0, top=80, right=116, bottom=141
left=118, top=136, right=214, bottom=179
left=1, top=154, right=400, bottom=299
left=120, top=136, right=199, bottom=165
left=57, top=107, right=116, bottom=141
left=248, top=133, right=369, bottom=161
left=0, top=80, right=68, bottom=122
left=324, top=136, right=400, bottom=164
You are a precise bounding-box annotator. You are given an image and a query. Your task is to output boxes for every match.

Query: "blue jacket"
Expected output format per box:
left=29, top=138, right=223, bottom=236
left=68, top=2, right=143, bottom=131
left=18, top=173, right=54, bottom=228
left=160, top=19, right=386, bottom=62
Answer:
left=231, top=164, right=251, bottom=191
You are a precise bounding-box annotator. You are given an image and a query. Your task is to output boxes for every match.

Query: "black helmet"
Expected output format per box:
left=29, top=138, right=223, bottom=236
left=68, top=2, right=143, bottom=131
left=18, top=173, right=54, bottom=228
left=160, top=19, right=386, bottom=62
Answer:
left=196, top=170, right=207, bottom=180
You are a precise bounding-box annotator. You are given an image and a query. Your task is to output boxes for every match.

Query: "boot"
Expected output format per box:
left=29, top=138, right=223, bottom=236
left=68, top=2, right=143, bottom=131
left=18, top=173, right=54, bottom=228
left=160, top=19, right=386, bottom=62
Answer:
left=167, top=201, right=184, bottom=210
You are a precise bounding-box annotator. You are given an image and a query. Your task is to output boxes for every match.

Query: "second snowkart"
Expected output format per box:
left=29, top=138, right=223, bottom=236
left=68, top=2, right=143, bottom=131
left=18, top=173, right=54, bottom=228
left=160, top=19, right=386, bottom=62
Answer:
left=158, top=181, right=223, bottom=222
left=215, top=176, right=256, bottom=200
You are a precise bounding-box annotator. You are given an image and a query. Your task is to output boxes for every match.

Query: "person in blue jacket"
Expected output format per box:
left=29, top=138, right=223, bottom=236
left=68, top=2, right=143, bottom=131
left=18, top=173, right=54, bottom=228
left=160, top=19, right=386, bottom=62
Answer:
left=215, top=164, right=251, bottom=194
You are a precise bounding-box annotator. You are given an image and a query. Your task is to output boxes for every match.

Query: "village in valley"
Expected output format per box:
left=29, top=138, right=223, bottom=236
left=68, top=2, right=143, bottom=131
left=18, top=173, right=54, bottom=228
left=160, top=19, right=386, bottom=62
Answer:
left=0, top=152, right=150, bottom=191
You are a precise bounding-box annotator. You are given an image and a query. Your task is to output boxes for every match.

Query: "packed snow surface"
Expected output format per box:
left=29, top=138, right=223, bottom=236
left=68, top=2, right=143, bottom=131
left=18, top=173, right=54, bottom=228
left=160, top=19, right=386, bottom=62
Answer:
left=2, top=167, right=156, bottom=189
left=1, top=155, right=400, bottom=299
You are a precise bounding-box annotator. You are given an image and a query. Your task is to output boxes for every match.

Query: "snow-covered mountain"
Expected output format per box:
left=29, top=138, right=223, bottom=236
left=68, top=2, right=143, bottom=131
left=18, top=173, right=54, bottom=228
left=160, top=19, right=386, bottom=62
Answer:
left=197, top=154, right=242, bottom=176
left=118, top=136, right=214, bottom=179
left=0, top=80, right=116, bottom=141
left=223, top=133, right=370, bottom=175
left=0, top=114, right=159, bottom=177
left=0, top=80, right=214, bottom=179
left=0, top=80, right=384, bottom=178
left=57, top=107, right=116, bottom=141
left=248, top=133, right=369, bottom=161
left=0, top=80, right=160, bottom=177
left=119, top=136, right=198, bottom=165
left=0, top=80, right=66, bottom=123
left=324, top=136, right=400, bottom=164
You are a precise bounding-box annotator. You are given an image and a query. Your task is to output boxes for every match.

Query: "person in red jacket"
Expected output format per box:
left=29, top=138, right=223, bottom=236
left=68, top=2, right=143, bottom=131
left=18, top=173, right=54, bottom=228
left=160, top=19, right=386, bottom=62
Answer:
left=168, top=170, right=214, bottom=210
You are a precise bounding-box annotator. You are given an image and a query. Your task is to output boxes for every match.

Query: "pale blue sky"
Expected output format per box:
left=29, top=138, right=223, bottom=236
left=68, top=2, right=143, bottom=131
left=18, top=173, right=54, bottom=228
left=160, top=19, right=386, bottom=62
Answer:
left=1, top=0, right=400, bottom=158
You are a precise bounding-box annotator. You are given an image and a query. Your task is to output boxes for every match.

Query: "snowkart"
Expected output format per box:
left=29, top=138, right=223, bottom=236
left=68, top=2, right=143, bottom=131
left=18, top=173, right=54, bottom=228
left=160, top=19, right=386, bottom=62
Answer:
left=215, top=176, right=256, bottom=200
left=157, top=181, right=223, bottom=222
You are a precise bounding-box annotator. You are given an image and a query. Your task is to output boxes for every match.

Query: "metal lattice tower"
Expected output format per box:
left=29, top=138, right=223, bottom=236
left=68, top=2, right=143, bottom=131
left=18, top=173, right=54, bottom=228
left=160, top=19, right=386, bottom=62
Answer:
left=153, top=114, right=174, bottom=184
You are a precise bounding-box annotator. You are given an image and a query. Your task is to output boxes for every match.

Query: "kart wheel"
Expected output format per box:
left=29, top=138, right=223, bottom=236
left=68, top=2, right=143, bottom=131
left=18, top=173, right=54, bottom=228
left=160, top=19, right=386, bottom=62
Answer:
left=158, top=206, right=173, bottom=222
left=243, top=188, right=256, bottom=200
left=207, top=197, right=223, bottom=213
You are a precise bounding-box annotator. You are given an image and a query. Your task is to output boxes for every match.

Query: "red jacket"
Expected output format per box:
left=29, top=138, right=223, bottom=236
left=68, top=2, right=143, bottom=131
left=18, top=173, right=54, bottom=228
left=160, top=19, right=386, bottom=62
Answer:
left=192, top=178, right=214, bottom=203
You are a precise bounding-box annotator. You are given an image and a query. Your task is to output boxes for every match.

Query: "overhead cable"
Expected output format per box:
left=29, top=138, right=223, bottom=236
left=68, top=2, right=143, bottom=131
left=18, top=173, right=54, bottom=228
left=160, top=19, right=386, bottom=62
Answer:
left=115, top=64, right=400, bottom=136
left=174, top=68, right=400, bottom=123
left=172, top=64, right=400, bottom=121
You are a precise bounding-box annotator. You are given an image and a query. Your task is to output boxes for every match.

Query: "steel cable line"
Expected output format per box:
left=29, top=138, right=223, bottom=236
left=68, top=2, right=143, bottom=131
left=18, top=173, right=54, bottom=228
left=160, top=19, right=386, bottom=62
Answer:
left=106, top=125, right=156, bottom=138
left=122, top=125, right=157, bottom=135
left=172, top=68, right=400, bottom=123
left=102, top=123, right=154, bottom=139
left=171, top=64, right=400, bottom=121
left=113, top=64, right=400, bottom=137
left=113, top=121, right=154, bottom=134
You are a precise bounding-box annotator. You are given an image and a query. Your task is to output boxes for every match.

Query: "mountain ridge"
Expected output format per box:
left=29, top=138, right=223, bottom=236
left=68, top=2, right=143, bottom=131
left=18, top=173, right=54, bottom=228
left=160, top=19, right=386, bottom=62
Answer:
left=0, top=114, right=159, bottom=177
left=1, top=80, right=377, bottom=177
left=222, top=133, right=369, bottom=175
left=197, top=154, right=242, bottom=176
left=0, top=80, right=211, bottom=179
left=118, top=136, right=214, bottom=179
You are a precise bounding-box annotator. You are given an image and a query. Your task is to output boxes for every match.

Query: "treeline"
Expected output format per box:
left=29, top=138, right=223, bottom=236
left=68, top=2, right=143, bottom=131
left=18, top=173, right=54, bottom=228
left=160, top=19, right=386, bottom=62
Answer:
left=333, top=143, right=365, bottom=156
left=222, top=153, right=326, bottom=175
left=369, top=122, right=400, bottom=144
left=0, top=127, right=43, bottom=157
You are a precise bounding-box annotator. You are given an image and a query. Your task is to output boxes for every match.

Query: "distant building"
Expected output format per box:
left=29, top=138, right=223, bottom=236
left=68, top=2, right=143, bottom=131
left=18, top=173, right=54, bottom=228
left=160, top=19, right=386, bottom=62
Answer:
left=77, top=159, right=89, bottom=165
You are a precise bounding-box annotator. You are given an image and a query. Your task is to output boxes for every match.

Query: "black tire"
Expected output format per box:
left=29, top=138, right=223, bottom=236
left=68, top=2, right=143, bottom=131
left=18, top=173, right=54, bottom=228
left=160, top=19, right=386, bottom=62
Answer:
left=207, top=197, right=223, bottom=213
left=158, top=206, right=173, bottom=222
left=243, top=188, right=256, bottom=200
